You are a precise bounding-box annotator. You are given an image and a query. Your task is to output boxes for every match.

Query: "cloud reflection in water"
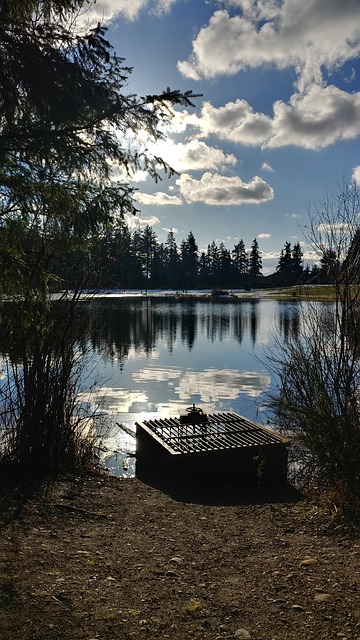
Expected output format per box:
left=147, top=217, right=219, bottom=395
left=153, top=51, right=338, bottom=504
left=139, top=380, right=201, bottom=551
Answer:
left=133, top=366, right=271, bottom=402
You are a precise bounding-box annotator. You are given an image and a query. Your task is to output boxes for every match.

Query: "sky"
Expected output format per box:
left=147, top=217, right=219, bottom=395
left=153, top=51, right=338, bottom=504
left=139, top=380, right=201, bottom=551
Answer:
left=80, top=0, right=360, bottom=274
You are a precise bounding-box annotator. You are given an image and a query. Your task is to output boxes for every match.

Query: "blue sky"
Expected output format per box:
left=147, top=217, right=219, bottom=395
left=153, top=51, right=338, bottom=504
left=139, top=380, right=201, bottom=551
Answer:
left=81, top=0, right=360, bottom=274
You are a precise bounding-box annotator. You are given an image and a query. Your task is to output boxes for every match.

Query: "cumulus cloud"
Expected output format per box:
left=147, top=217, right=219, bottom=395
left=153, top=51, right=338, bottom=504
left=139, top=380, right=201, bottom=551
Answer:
left=352, top=166, right=360, bottom=185
left=268, top=85, right=360, bottom=149
left=258, top=233, right=271, bottom=239
left=187, top=100, right=272, bottom=146
left=78, top=0, right=148, bottom=24
left=177, top=172, right=274, bottom=206
left=125, top=214, right=160, bottom=228
left=178, top=1, right=360, bottom=92
left=185, top=85, right=360, bottom=150
left=109, top=164, right=148, bottom=184
left=79, top=0, right=179, bottom=24
left=176, top=2, right=360, bottom=151
left=136, top=192, right=182, bottom=206
left=148, top=138, right=237, bottom=171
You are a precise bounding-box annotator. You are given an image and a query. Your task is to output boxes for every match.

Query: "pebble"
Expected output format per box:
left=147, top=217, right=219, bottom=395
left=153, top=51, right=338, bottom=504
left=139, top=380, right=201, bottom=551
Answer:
left=234, top=629, right=251, bottom=639
left=300, top=558, right=318, bottom=567
left=165, top=570, right=178, bottom=577
left=314, top=593, right=331, bottom=602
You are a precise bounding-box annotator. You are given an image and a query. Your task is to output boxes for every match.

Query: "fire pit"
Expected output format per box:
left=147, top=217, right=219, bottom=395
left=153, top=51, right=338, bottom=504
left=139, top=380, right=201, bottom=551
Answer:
left=136, top=406, right=289, bottom=483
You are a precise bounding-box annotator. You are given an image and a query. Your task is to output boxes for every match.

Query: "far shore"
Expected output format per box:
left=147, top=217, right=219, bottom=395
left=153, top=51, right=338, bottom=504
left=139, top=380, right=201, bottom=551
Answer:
left=73, top=284, right=335, bottom=301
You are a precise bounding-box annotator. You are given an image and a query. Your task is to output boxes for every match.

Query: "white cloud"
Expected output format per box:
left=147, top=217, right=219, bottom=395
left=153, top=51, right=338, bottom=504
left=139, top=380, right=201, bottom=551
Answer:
left=108, top=159, right=148, bottom=184
left=148, top=138, right=237, bottom=171
left=179, top=140, right=237, bottom=171
left=188, top=100, right=272, bottom=146
left=286, top=213, right=302, bottom=220
left=79, top=0, right=179, bottom=24
left=261, top=250, right=280, bottom=274
left=352, top=166, right=360, bottom=185
left=177, top=172, right=274, bottom=206
left=79, top=0, right=149, bottom=24
left=316, top=223, right=356, bottom=234
left=136, top=192, right=182, bottom=206
left=186, top=85, right=360, bottom=150
left=178, top=1, right=360, bottom=92
left=152, top=0, right=178, bottom=15
left=226, top=0, right=282, bottom=22
left=258, top=233, right=271, bottom=239
left=268, top=85, right=360, bottom=149
left=163, top=227, right=179, bottom=233
left=125, top=214, right=160, bottom=228
left=261, top=162, right=274, bottom=172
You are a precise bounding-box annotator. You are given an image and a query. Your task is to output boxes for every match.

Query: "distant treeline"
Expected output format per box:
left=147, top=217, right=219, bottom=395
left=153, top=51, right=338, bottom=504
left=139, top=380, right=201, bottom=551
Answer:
left=41, top=221, right=342, bottom=291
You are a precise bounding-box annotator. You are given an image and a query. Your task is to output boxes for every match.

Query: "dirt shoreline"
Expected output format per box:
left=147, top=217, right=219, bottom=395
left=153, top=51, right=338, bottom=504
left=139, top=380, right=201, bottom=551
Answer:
left=0, top=472, right=359, bottom=640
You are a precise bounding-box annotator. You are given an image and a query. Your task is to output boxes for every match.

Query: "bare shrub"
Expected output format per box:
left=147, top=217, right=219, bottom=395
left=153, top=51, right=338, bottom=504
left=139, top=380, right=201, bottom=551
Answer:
left=266, top=183, right=360, bottom=505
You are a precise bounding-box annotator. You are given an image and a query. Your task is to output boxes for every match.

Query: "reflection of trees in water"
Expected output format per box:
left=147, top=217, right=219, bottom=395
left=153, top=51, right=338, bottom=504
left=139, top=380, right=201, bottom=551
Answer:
left=180, top=302, right=197, bottom=351
left=277, top=302, right=301, bottom=341
left=164, top=307, right=178, bottom=354
left=249, top=300, right=258, bottom=346
left=233, top=302, right=259, bottom=346
left=77, top=299, right=271, bottom=364
left=83, top=299, right=163, bottom=362
left=233, top=312, right=244, bottom=344
left=199, top=305, right=231, bottom=343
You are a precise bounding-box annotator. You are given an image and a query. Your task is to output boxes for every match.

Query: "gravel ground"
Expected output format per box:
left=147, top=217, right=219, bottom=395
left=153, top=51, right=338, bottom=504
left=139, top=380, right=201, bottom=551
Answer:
left=0, top=473, right=359, bottom=640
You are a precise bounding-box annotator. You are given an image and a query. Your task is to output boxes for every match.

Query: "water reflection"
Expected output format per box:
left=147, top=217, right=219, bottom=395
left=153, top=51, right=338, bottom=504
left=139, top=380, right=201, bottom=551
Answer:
left=83, top=298, right=271, bottom=360
left=72, top=297, right=305, bottom=474
left=0, top=295, right=306, bottom=475
left=181, top=302, right=197, bottom=350
left=278, top=301, right=301, bottom=341
left=250, top=300, right=259, bottom=346
left=133, top=367, right=271, bottom=402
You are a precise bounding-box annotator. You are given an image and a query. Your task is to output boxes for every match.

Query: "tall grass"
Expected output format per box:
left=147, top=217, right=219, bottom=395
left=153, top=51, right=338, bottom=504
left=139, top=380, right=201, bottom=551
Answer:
left=0, top=297, right=97, bottom=482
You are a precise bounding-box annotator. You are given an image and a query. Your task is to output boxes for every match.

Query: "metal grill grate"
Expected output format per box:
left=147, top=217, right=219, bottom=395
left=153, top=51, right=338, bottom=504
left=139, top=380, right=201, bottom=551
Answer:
left=136, top=412, right=285, bottom=455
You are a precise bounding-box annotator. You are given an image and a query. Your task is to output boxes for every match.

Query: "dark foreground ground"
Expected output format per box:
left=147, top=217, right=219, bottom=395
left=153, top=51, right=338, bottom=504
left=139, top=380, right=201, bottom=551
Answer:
left=0, top=472, right=359, bottom=640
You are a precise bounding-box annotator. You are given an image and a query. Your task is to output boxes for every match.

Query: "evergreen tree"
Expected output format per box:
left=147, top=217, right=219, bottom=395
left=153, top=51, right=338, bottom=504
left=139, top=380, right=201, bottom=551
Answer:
left=198, top=251, right=211, bottom=288
left=180, top=231, right=199, bottom=290
left=137, top=225, right=158, bottom=287
left=248, top=238, right=262, bottom=277
left=292, top=242, right=304, bottom=281
left=232, top=239, right=248, bottom=276
left=107, top=222, right=143, bottom=289
left=207, top=241, right=220, bottom=287
left=152, top=242, right=167, bottom=288
left=219, top=242, right=232, bottom=288
left=0, top=0, right=199, bottom=476
left=276, top=241, right=303, bottom=285
left=276, top=241, right=292, bottom=275
left=165, top=230, right=180, bottom=289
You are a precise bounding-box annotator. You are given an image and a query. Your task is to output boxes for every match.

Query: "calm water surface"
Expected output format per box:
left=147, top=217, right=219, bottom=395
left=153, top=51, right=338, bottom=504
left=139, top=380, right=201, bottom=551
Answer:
left=79, top=296, right=302, bottom=475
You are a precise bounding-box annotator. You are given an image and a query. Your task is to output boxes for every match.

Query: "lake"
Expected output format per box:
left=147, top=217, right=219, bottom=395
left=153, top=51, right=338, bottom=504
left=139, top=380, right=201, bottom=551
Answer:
left=78, top=294, right=302, bottom=476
